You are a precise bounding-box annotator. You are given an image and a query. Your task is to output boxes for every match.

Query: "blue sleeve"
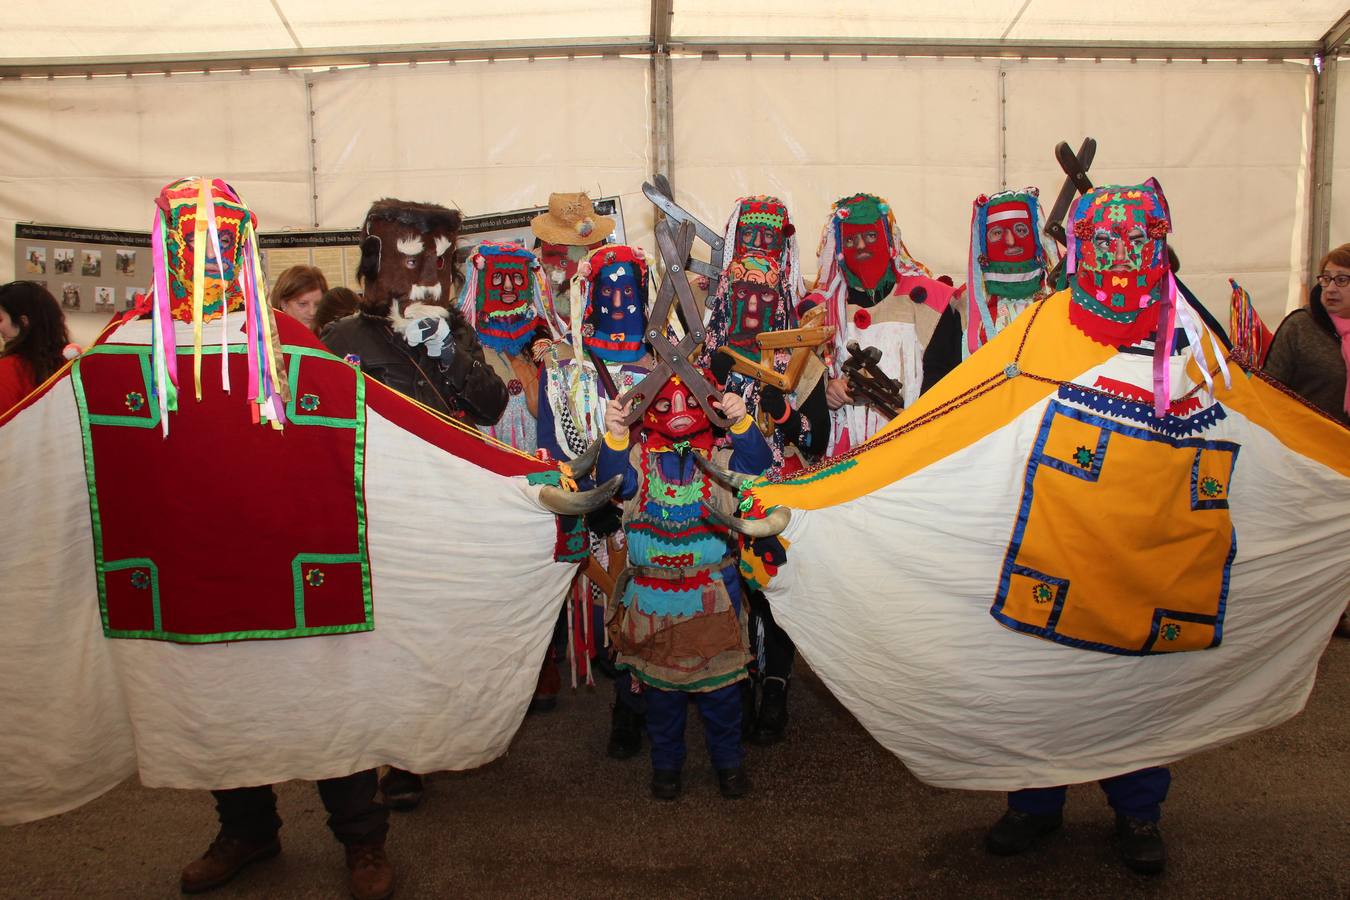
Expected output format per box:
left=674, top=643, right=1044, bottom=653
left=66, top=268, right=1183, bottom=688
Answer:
left=727, top=425, right=773, bottom=477
left=597, top=442, right=639, bottom=501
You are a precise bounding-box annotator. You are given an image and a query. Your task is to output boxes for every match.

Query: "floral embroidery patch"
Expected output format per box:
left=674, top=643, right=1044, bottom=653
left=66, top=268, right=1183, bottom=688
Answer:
left=1161, top=623, right=1182, bottom=642
left=1031, top=582, right=1054, bottom=605
left=1199, top=476, right=1223, bottom=498
left=130, top=570, right=151, bottom=590
left=299, top=393, right=320, bottom=412
left=305, top=569, right=325, bottom=588
left=124, top=391, right=145, bottom=412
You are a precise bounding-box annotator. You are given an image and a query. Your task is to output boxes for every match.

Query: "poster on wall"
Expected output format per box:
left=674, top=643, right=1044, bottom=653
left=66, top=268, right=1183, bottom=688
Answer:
left=14, top=225, right=150, bottom=335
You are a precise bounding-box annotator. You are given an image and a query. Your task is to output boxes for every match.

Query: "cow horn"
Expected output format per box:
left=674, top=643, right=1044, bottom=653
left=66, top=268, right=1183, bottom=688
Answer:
left=704, top=503, right=791, bottom=539
left=559, top=437, right=604, bottom=480
left=538, top=473, right=623, bottom=516
left=690, top=450, right=755, bottom=491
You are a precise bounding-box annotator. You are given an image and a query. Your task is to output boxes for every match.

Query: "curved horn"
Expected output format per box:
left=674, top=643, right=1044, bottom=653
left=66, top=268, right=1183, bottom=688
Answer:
left=690, top=450, right=755, bottom=491
left=559, top=437, right=603, bottom=480
left=704, top=503, right=792, bottom=539
left=537, top=473, right=623, bottom=517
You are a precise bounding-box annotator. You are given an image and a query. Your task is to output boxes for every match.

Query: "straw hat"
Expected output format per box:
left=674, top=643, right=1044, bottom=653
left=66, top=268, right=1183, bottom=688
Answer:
left=530, top=192, right=616, bottom=246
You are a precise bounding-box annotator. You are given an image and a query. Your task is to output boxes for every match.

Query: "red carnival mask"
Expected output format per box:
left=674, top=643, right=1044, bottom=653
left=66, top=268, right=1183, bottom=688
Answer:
left=643, top=375, right=710, bottom=445
left=983, top=199, right=1037, bottom=264
left=840, top=221, right=891, bottom=291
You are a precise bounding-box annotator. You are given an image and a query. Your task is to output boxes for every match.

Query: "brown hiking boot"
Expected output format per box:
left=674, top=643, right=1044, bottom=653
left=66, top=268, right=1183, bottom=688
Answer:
left=179, top=833, right=280, bottom=893
left=346, top=841, right=395, bottom=900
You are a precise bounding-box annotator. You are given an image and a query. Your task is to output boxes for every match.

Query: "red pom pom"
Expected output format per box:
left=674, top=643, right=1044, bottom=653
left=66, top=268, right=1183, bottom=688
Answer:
left=1146, top=215, right=1169, bottom=239
left=853, top=308, right=872, bottom=330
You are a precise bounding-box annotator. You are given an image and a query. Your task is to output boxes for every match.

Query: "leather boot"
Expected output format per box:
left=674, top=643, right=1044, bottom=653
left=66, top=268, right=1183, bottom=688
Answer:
left=345, top=841, right=395, bottom=900
left=750, top=676, right=789, bottom=745
left=1115, top=815, right=1166, bottom=875
left=607, top=702, right=644, bottom=760
left=180, top=833, right=281, bottom=894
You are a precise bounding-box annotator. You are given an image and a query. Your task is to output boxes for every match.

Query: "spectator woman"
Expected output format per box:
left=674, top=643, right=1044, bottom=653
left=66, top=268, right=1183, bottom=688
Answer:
left=1264, top=243, right=1350, bottom=427
left=270, top=266, right=329, bottom=334
left=0, top=281, right=72, bottom=411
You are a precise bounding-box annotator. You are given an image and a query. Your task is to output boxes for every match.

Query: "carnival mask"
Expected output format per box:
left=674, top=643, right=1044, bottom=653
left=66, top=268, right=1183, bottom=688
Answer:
left=465, top=242, right=545, bottom=354
left=537, top=241, right=590, bottom=287
left=1068, top=184, right=1171, bottom=346
left=483, top=256, right=532, bottom=316
left=159, top=178, right=253, bottom=322
left=840, top=221, right=890, bottom=291
left=643, top=375, right=709, bottom=443
left=357, top=200, right=461, bottom=317
left=734, top=199, right=792, bottom=257
left=582, top=246, right=649, bottom=363
left=725, top=256, right=783, bottom=354
left=1072, top=187, right=1169, bottom=312
left=984, top=200, right=1037, bottom=264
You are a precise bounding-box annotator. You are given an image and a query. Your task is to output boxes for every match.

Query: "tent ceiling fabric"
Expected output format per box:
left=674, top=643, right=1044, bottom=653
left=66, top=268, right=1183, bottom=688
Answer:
left=0, top=1, right=648, bottom=60
left=670, top=1, right=1349, bottom=45
left=0, top=2, right=1344, bottom=64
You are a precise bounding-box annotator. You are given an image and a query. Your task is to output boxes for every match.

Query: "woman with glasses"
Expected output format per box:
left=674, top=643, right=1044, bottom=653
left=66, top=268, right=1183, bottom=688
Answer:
left=1265, top=243, right=1350, bottom=638
left=1264, top=244, right=1350, bottom=428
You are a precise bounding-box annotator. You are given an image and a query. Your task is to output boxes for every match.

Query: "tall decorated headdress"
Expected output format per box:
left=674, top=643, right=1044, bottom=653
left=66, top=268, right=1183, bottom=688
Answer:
left=814, top=192, right=933, bottom=368
left=571, top=244, right=654, bottom=364
left=714, top=195, right=805, bottom=301
left=966, top=188, right=1060, bottom=353
left=147, top=176, right=288, bottom=435
left=1066, top=180, right=1228, bottom=417
left=456, top=241, right=562, bottom=353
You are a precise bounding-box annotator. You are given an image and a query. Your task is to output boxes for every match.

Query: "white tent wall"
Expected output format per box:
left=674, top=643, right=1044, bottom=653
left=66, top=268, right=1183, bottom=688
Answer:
left=671, top=57, right=999, bottom=282
left=0, top=50, right=1328, bottom=338
left=307, top=57, right=654, bottom=249
left=0, top=71, right=313, bottom=345
left=1331, top=57, right=1350, bottom=260
left=1004, top=59, right=1313, bottom=325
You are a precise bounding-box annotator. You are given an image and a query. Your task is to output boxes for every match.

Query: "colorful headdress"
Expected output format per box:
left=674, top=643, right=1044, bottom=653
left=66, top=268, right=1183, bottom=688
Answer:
left=966, top=188, right=1060, bottom=353
left=814, top=192, right=933, bottom=367
left=457, top=241, right=562, bottom=353
left=148, top=177, right=287, bottom=434
left=716, top=195, right=804, bottom=298
left=1066, top=181, right=1228, bottom=416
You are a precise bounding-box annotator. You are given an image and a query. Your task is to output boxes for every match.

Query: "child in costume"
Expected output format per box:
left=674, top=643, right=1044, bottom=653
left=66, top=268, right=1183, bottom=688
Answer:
left=596, top=377, right=772, bottom=800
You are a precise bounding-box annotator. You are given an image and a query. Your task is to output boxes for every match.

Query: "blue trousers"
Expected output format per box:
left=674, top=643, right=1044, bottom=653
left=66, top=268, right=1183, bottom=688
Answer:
left=645, top=682, right=744, bottom=771
left=1009, top=766, right=1171, bottom=822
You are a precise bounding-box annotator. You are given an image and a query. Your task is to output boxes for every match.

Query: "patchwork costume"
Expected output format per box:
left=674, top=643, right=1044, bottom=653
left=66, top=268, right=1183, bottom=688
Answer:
left=700, top=196, right=831, bottom=744
left=810, top=193, right=964, bottom=454
left=457, top=241, right=560, bottom=452
left=964, top=188, right=1058, bottom=355
left=596, top=376, right=772, bottom=789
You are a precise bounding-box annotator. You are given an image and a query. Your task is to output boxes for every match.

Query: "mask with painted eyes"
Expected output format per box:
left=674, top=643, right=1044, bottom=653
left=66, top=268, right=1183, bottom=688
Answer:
left=725, top=255, right=783, bottom=355
left=973, top=190, right=1047, bottom=302
left=831, top=194, right=897, bottom=293
left=642, top=375, right=710, bottom=445
left=463, top=242, right=545, bottom=355
left=733, top=197, right=793, bottom=259
left=580, top=245, right=649, bottom=364
left=1068, top=183, right=1172, bottom=346
left=158, top=177, right=254, bottom=322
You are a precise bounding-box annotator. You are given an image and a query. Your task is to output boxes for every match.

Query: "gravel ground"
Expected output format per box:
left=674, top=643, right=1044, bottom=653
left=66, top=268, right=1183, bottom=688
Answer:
left=3, top=638, right=1346, bottom=899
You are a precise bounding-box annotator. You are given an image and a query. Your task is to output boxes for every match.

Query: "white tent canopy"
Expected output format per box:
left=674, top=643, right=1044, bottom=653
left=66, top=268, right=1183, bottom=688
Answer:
left=1, top=2, right=1348, bottom=343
